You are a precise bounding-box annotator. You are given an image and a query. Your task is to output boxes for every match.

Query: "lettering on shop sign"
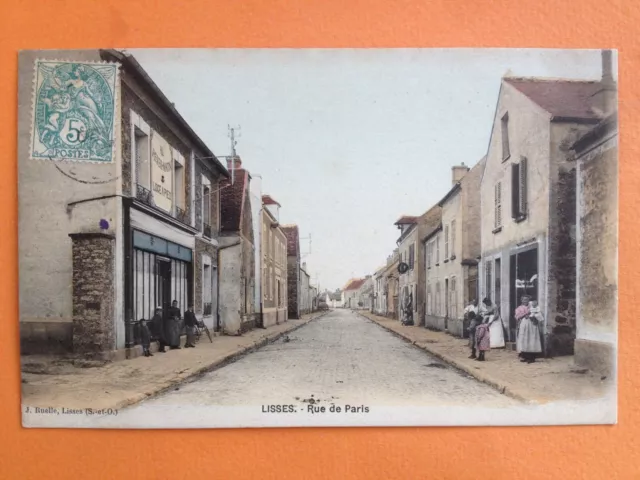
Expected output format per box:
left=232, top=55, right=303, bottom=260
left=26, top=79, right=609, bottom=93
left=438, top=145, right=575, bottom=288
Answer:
left=150, top=132, right=173, bottom=213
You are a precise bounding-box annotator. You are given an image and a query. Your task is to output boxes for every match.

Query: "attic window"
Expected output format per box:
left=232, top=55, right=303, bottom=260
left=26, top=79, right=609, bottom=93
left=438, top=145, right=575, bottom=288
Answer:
left=501, top=113, right=511, bottom=161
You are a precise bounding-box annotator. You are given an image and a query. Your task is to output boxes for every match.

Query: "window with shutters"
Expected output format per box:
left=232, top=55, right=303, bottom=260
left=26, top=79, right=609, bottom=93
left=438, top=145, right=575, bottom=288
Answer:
left=435, top=282, right=441, bottom=316
left=450, top=220, right=456, bottom=259
left=436, top=234, right=441, bottom=265
left=493, top=182, right=503, bottom=232
left=430, top=241, right=434, bottom=267
left=444, top=225, right=449, bottom=260
left=427, top=284, right=432, bottom=315
left=511, top=157, right=528, bottom=221
left=501, top=113, right=511, bottom=161
left=450, top=276, right=457, bottom=319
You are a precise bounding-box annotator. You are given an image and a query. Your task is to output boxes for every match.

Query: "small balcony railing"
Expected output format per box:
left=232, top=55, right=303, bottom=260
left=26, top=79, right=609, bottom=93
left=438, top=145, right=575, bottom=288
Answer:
left=203, top=222, right=212, bottom=238
left=136, top=184, right=153, bottom=206
left=203, top=302, right=213, bottom=316
left=136, top=185, right=191, bottom=226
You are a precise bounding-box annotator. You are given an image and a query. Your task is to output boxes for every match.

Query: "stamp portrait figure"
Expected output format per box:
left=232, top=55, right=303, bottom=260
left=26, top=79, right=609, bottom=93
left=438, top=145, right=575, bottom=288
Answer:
left=31, top=60, right=117, bottom=162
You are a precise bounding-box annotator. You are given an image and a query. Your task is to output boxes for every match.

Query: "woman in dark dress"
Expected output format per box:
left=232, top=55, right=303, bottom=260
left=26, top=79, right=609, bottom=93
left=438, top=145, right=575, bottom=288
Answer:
left=151, top=307, right=167, bottom=353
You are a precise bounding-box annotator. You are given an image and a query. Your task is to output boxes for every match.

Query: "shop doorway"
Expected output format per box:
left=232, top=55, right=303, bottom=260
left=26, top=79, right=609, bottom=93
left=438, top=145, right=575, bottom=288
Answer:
left=156, top=257, right=172, bottom=322
left=509, top=247, right=539, bottom=342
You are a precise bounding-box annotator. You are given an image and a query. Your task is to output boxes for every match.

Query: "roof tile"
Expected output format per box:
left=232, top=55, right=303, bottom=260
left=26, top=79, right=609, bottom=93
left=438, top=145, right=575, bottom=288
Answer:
left=504, top=78, right=603, bottom=121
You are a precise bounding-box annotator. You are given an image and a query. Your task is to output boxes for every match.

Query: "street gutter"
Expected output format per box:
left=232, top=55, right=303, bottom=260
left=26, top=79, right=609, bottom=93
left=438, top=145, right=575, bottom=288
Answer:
left=110, top=312, right=329, bottom=412
left=354, top=311, right=536, bottom=404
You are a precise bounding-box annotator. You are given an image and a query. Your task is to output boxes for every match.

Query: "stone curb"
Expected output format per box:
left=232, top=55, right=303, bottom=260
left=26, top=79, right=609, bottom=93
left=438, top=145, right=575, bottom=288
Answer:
left=356, top=312, right=538, bottom=404
left=107, top=312, right=329, bottom=412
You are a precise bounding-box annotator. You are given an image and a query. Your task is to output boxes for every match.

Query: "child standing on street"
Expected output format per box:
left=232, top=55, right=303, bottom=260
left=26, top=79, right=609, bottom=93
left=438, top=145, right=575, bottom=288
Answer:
left=139, top=319, right=153, bottom=357
left=474, top=320, right=491, bottom=362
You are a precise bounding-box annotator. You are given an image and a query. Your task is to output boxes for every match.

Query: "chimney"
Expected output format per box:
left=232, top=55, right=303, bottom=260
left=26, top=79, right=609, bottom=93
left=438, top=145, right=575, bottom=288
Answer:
left=226, top=156, right=243, bottom=170
left=451, top=163, right=470, bottom=186
left=592, top=49, right=617, bottom=117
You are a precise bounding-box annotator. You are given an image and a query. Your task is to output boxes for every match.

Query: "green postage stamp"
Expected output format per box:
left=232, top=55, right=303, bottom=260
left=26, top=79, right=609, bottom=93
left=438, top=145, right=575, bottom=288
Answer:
left=30, top=60, right=118, bottom=163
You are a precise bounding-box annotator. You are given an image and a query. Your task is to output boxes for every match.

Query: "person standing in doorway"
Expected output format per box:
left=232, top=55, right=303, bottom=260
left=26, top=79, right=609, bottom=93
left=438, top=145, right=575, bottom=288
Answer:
left=514, top=295, right=531, bottom=361
left=183, top=304, right=198, bottom=348
left=151, top=307, right=167, bottom=353
left=403, top=292, right=414, bottom=326
left=516, top=298, right=543, bottom=363
left=168, top=300, right=182, bottom=350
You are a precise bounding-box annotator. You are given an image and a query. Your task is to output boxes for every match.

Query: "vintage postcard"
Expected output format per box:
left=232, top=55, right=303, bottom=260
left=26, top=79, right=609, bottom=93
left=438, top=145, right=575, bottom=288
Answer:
left=18, top=48, right=618, bottom=428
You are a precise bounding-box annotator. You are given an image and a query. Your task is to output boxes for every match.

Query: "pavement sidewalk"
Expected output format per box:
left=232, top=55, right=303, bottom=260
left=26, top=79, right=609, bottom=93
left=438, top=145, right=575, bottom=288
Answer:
left=359, top=311, right=613, bottom=404
left=21, top=313, right=326, bottom=411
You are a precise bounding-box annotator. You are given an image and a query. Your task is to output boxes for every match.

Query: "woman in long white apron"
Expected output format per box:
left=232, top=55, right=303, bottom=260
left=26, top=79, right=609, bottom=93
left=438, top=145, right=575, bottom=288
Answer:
left=481, top=297, right=505, bottom=349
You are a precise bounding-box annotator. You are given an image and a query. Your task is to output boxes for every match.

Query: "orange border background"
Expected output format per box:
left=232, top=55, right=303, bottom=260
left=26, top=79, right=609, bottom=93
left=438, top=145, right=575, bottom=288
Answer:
left=0, top=1, right=637, bottom=478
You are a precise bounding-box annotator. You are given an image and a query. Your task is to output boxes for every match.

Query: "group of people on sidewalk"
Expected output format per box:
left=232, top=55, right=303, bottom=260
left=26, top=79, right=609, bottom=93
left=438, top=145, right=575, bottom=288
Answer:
left=465, top=295, right=543, bottom=363
left=138, top=300, right=199, bottom=357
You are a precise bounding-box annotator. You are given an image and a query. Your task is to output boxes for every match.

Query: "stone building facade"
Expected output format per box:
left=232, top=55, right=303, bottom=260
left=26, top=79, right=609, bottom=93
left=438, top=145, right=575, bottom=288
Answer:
left=260, top=195, right=288, bottom=327
left=479, top=74, right=605, bottom=355
left=572, top=107, right=617, bottom=375
left=425, top=159, right=484, bottom=336
left=342, top=278, right=365, bottom=309
left=219, top=157, right=257, bottom=334
left=395, top=216, right=420, bottom=323
left=18, top=49, right=229, bottom=358
left=384, top=251, right=400, bottom=320
left=373, top=265, right=387, bottom=315
left=299, top=263, right=312, bottom=315
left=283, top=225, right=301, bottom=319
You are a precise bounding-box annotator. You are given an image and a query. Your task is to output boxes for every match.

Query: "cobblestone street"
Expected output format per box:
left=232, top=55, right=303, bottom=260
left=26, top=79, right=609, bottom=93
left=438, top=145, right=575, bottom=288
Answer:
left=121, top=309, right=517, bottom=413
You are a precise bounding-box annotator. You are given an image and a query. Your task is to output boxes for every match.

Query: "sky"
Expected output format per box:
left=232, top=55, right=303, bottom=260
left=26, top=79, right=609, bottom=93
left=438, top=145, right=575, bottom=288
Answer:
left=130, top=48, right=613, bottom=291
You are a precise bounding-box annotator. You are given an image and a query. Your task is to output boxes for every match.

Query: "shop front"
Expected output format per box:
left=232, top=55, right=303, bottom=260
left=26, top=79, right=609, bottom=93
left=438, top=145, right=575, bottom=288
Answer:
left=481, top=236, right=546, bottom=346
left=125, top=204, right=196, bottom=348
left=508, top=244, right=539, bottom=343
